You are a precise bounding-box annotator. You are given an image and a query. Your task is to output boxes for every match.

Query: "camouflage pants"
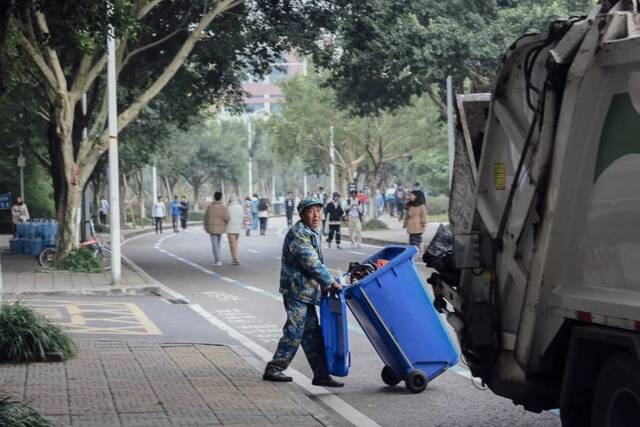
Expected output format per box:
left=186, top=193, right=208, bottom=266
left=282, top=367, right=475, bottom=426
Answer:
left=266, top=297, right=328, bottom=378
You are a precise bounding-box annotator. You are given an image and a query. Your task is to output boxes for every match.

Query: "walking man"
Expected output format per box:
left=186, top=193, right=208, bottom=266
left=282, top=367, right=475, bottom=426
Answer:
left=180, top=195, right=190, bottom=230
left=263, top=198, right=344, bottom=387
left=171, top=195, right=181, bottom=233
left=346, top=191, right=363, bottom=248
left=285, top=191, right=296, bottom=228
left=203, top=192, right=229, bottom=266
left=325, top=192, right=344, bottom=249
left=99, top=197, right=109, bottom=225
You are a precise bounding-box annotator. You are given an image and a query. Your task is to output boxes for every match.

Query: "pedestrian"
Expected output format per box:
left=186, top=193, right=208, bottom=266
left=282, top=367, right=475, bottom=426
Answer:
left=11, top=196, right=30, bottom=237
left=284, top=191, right=296, bottom=228
left=395, top=184, right=406, bottom=221
left=325, top=192, right=344, bottom=249
left=171, top=195, right=181, bottom=233
left=227, top=194, right=243, bottom=265
left=242, top=197, right=253, bottom=236
left=413, top=182, right=426, bottom=201
left=263, top=197, right=344, bottom=387
left=203, top=191, right=229, bottom=266
left=257, top=196, right=271, bottom=235
left=251, top=194, right=259, bottom=230
left=403, top=190, right=428, bottom=253
left=357, top=189, right=369, bottom=217
left=314, top=186, right=328, bottom=235
left=385, top=185, right=396, bottom=216
left=180, top=195, right=190, bottom=230
left=152, top=196, right=166, bottom=234
left=345, top=191, right=363, bottom=248
left=375, top=189, right=384, bottom=217
left=99, top=197, right=109, bottom=224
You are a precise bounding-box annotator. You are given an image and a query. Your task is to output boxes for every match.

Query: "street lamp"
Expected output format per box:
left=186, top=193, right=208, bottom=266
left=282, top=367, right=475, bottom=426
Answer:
left=17, top=146, right=25, bottom=199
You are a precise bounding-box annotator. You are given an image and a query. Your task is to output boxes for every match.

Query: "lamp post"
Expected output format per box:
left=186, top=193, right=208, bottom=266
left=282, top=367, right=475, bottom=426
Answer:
left=17, top=146, right=25, bottom=199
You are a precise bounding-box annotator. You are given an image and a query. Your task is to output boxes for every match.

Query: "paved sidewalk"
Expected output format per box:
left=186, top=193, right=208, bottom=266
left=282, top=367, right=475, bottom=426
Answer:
left=0, top=235, right=158, bottom=297
left=0, top=340, right=332, bottom=426
left=342, top=214, right=445, bottom=247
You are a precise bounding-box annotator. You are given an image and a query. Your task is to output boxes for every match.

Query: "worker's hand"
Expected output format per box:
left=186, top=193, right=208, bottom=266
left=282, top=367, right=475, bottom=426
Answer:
left=331, top=281, right=342, bottom=290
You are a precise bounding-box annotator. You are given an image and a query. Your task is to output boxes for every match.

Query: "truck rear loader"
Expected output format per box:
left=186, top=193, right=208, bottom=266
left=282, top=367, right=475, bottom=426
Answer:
left=431, top=1, right=640, bottom=426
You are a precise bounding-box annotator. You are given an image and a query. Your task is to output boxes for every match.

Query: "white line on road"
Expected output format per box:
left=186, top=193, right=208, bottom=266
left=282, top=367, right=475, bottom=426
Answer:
left=349, top=250, right=368, bottom=256
left=220, top=277, right=236, bottom=283
left=247, top=249, right=259, bottom=254
left=190, top=303, right=381, bottom=427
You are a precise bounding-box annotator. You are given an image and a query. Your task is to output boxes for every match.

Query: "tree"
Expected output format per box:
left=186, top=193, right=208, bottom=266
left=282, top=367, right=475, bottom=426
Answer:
left=3, top=0, right=345, bottom=255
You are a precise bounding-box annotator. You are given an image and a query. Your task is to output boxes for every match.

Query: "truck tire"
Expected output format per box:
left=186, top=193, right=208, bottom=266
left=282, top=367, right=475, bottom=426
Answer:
left=591, top=353, right=640, bottom=427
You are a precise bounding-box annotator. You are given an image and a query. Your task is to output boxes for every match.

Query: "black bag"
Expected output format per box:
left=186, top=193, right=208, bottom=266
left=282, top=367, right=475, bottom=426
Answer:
left=258, top=199, right=268, bottom=211
left=423, top=224, right=456, bottom=273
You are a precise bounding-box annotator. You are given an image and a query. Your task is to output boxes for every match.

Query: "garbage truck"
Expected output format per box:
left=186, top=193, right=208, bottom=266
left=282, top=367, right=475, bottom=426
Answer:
left=429, top=1, right=640, bottom=425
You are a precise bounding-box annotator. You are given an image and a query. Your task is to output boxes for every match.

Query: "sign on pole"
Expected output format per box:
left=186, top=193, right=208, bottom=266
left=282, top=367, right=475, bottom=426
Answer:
left=0, top=193, right=11, bottom=210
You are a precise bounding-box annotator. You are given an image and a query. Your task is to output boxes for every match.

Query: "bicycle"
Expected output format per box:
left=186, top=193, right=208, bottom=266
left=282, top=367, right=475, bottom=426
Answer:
left=39, top=220, right=112, bottom=270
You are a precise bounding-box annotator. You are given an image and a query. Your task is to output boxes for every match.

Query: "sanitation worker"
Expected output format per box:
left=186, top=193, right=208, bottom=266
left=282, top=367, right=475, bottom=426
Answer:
left=263, top=197, right=344, bottom=387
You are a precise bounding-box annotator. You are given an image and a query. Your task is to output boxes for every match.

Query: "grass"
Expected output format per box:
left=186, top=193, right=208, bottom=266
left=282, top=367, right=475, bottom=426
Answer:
left=54, top=248, right=103, bottom=273
left=0, top=395, right=51, bottom=427
left=363, top=219, right=390, bottom=231
left=0, top=302, right=76, bottom=363
left=428, top=213, right=449, bottom=223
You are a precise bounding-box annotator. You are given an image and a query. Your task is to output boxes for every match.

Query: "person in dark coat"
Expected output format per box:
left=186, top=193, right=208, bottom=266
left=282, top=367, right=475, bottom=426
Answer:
left=324, top=192, right=344, bottom=249
left=179, top=195, right=190, bottom=229
left=284, top=191, right=296, bottom=228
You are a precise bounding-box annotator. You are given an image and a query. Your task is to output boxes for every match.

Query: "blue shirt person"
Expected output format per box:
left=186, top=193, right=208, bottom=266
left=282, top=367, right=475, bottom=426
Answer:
left=263, top=198, right=344, bottom=387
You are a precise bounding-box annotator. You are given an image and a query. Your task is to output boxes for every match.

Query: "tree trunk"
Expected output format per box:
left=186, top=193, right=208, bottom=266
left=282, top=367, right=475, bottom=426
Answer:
left=193, top=181, right=201, bottom=211
left=136, top=170, right=145, bottom=221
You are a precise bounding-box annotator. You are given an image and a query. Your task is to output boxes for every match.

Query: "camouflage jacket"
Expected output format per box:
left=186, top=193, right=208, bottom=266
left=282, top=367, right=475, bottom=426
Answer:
left=279, top=220, right=334, bottom=305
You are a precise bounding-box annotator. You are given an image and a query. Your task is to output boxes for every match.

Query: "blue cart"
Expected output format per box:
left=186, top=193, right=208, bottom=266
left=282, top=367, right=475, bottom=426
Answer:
left=344, top=245, right=459, bottom=393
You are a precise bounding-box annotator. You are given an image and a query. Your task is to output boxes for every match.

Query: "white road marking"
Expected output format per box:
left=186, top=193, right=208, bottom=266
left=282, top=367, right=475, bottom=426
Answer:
left=248, top=249, right=259, bottom=254
left=190, top=303, right=381, bottom=427
left=349, top=250, right=367, bottom=256
left=204, top=291, right=241, bottom=302
left=220, top=277, right=236, bottom=283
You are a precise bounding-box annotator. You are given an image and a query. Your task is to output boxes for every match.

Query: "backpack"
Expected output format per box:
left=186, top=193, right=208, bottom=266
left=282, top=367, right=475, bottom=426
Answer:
left=258, top=199, right=268, bottom=211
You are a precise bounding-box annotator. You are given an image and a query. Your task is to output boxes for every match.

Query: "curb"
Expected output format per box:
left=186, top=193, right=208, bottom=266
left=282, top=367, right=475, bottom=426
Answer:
left=3, top=285, right=161, bottom=299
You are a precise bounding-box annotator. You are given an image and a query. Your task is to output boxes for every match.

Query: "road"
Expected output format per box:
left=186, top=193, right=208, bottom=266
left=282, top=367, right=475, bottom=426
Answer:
left=122, top=216, right=561, bottom=427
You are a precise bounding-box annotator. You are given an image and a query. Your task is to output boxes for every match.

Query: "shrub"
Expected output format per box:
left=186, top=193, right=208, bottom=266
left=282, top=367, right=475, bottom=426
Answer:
left=426, top=195, right=449, bottom=216
left=0, top=395, right=51, bottom=427
left=54, top=248, right=102, bottom=273
left=0, top=303, right=76, bottom=363
left=363, top=219, right=389, bottom=231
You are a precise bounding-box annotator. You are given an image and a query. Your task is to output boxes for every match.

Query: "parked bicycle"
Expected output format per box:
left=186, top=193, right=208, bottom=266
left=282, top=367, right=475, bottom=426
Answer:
left=39, top=220, right=112, bottom=270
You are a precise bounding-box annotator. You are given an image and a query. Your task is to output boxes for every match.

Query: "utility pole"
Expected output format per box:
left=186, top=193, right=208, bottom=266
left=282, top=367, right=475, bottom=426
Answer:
left=247, top=120, right=253, bottom=197
left=17, top=145, right=25, bottom=199
left=107, top=2, right=121, bottom=285
left=152, top=165, right=158, bottom=201
left=303, top=175, right=308, bottom=198
left=329, top=125, right=335, bottom=195
left=447, top=76, right=455, bottom=190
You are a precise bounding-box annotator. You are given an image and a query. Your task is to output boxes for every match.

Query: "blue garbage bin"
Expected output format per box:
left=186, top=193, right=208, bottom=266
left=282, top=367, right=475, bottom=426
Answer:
left=320, top=290, right=350, bottom=377
left=344, top=245, right=459, bottom=393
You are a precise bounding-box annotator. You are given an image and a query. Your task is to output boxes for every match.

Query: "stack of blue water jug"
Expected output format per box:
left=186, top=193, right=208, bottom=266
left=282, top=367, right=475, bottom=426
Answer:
left=10, top=220, right=58, bottom=256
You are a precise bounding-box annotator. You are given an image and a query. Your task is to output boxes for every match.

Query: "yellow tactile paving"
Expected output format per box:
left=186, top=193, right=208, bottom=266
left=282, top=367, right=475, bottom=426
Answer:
left=26, top=299, right=162, bottom=335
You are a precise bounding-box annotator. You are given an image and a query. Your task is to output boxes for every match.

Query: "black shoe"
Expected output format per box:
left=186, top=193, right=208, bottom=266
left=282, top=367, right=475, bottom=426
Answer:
left=263, top=370, right=293, bottom=382
left=312, top=376, right=344, bottom=387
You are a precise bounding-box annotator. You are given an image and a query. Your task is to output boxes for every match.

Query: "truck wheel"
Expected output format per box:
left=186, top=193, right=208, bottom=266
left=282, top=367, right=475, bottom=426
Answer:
left=381, top=366, right=401, bottom=387
left=591, top=353, right=640, bottom=427
left=405, top=370, right=428, bottom=393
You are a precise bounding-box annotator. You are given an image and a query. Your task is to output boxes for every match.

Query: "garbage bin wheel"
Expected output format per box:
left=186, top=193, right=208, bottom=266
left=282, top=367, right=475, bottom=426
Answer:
left=406, top=370, right=428, bottom=393
left=381, top=366, right=401, bottom=387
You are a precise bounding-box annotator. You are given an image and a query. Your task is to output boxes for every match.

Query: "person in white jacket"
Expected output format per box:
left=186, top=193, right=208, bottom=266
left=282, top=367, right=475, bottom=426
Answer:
left=152, top=196, right=166, bottom=234
left=227, top=194, right=245, bottom=265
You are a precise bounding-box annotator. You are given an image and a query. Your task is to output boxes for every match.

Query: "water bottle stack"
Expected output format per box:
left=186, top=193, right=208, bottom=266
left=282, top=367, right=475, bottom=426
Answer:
left=10, top=219, right=58, bottom=256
